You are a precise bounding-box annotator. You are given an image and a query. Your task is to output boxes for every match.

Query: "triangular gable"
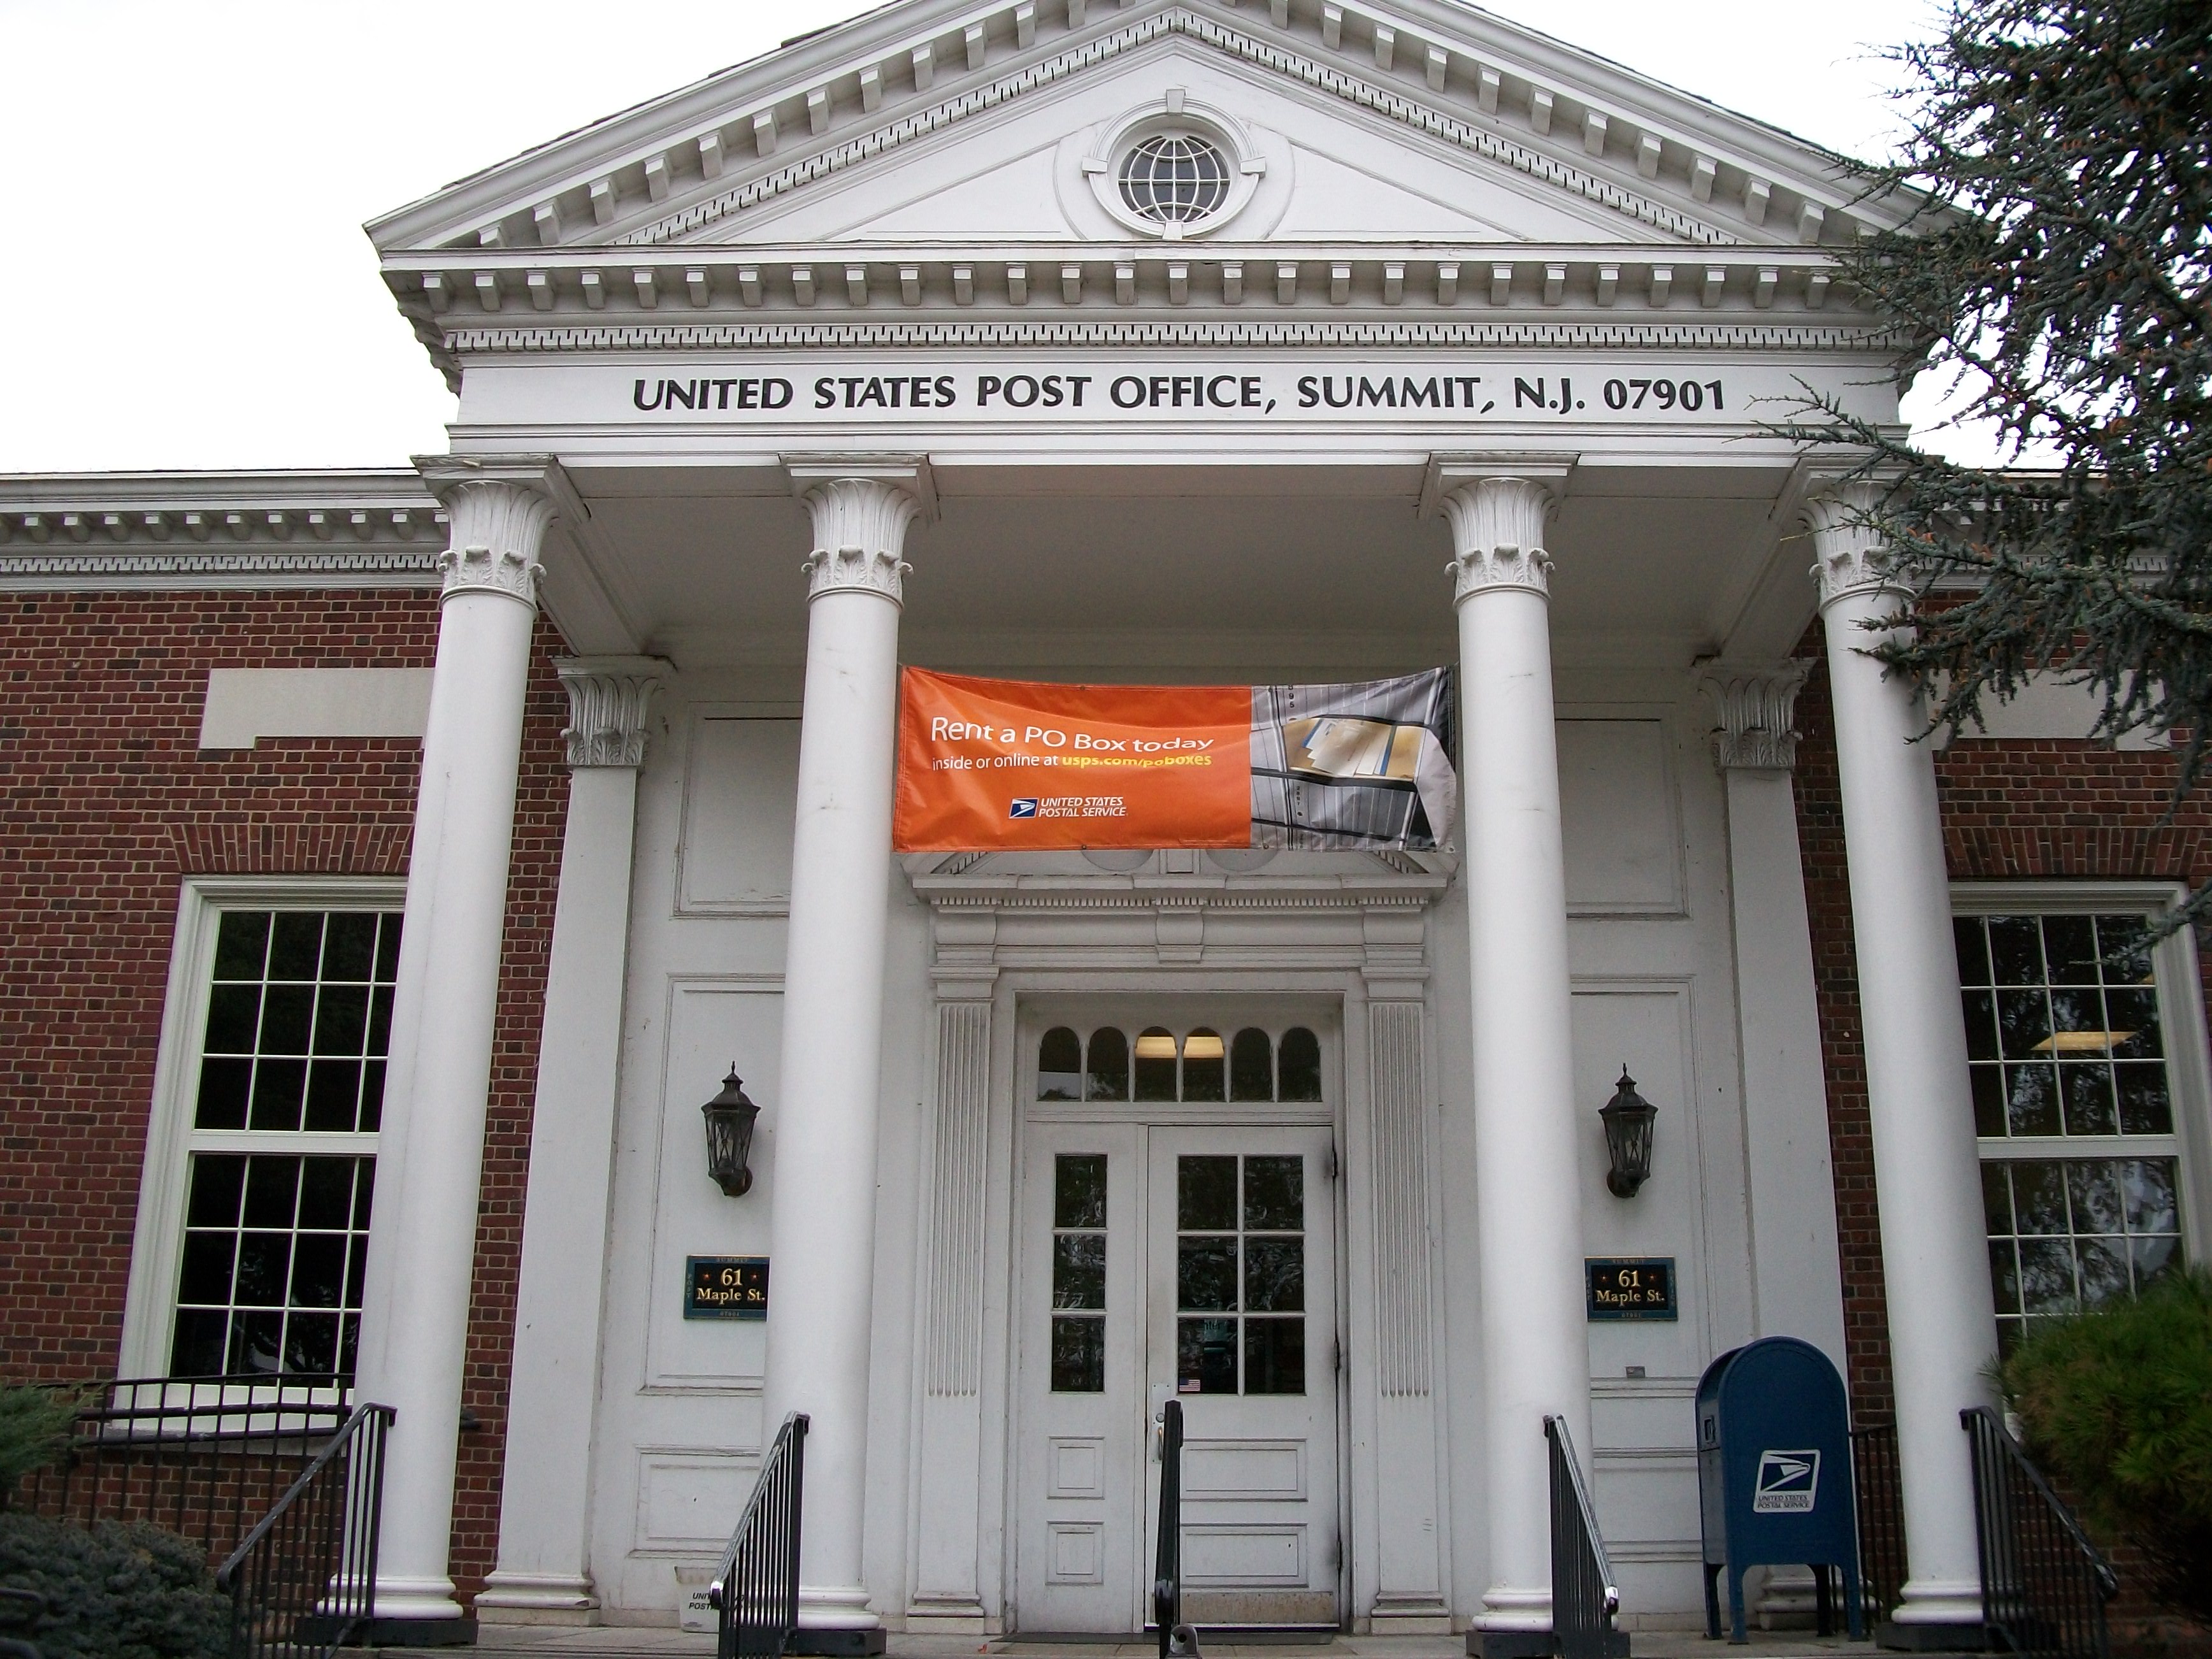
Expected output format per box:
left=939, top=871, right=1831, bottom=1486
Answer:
left=369, top=0, right=1900, bottom=264
left=707, top=32, right=1662, bottom=247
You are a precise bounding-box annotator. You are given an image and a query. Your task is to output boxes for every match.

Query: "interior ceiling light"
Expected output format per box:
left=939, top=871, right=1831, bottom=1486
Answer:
left=1183, top=1031, right=1224, bottom=1060
left=1135, top=1031, right=1178, bottom=1059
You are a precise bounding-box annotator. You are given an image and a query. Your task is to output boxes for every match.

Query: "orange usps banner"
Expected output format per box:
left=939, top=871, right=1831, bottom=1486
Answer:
left=894, top=669, right=1252, bottom=851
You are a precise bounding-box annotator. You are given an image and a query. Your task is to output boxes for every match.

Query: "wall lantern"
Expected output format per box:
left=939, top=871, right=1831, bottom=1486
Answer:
left=1599, top=1067, right=1657, bottom=1198
left=701, top=1067, right=760, bottom=1197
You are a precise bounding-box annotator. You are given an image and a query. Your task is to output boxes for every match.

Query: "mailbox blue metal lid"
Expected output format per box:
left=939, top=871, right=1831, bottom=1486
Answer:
left=1695, top=1336, right=1862, bottom=1643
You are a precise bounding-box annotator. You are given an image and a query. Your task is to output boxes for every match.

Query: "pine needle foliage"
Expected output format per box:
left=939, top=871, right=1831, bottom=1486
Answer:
left=2000, top=1267, right=2212, bottom=1619
left=0, top=1383, right=78, bottom=1508
left=1785, top=0, right=2212, bottom=919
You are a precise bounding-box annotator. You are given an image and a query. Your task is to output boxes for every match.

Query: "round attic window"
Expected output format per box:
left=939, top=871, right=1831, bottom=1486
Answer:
left=1116, top=133, right=1232, bottom=226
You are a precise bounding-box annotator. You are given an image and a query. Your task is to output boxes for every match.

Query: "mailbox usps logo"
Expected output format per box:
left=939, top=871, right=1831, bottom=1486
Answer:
left=1010, top=798, right=1039, bottom=818
left=1751, top=1449, right=1821, bottom=1513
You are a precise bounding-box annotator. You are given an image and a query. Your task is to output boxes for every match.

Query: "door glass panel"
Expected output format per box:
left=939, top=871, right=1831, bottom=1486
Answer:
left=1278, top=1028, right=1323, bottom=1102
left=1182, top=1029, right=1226, bottom=1101
left=1178, top=1156, right=1237, bottom=1229
left=1039, top=1028, right=1083, bottom=1100
left=1051, top=1153, right=1108, bottom=1391
left=1086, top=1028, right=1130, bottom=1101
left=1174, top=1153, right=1307, bottom=1397
left=1135, top=1028, right=1179, bottom=1101
left=1230, top=1029, right=1274, bottom=1101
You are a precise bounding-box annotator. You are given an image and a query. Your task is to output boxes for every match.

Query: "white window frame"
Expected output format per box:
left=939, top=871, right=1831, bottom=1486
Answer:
left=1952, top=879, right=2212, bottom=1311
left=118, top=875, right=406, bottom=1384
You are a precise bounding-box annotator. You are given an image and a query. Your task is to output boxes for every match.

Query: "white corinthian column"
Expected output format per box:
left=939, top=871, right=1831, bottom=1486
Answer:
left=477, top=657, right=669, bottom=1623
left=761, top=461, right=926, bottom=1656
left=354, top=460, right=556, bottom=1623
left=1810, top=484, right=1994, bottom=1637
left=1439, top=463, right=1593, bottom=1655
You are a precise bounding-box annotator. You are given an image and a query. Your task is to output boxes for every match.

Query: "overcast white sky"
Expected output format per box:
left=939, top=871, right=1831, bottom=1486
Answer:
left=0, top=0, right=1967, bottom=475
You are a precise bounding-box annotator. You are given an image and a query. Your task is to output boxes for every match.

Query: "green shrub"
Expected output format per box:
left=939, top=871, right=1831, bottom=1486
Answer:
left=0, top=1384, right=77, bottom=1505
left=2000, top=1266, right=2212, bottom=1620
left=0, top=1512, right=231, bottom=1659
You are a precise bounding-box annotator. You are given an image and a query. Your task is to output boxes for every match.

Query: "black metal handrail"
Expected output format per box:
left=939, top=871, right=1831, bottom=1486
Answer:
left=709, top=1411, right=807, bottom=1659
left=1963, top=1407, right=2117, bottom=1659
left=1153, top=1399, right=1185, bottom=1659
left=1546, top=1416, right=1627, bottom=1659
left=1850, top=1418, right=1908, bottom=1625
left=16, top=1375, right=352, bottom=1567
left=214, top=1400, right=393, bottom=1659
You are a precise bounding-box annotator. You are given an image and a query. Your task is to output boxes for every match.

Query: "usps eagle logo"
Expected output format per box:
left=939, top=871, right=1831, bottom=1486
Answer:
left=1751, top=1449, right=1820, bottom=1512
left=1009, top=798, right=1039, bottom=818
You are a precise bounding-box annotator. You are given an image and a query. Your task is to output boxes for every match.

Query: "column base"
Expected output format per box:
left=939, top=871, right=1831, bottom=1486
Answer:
left=474, top=1572, right=601, bottom=1625
left=368, top=1579, right=469, bottom=1624
left=1880, top=1577, right=1988, bottom=1648
left=792, top=1585, right=886, bottom=1655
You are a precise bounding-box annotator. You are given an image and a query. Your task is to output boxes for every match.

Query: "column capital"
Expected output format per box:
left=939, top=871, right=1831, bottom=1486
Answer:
left=554, top=656, right=672, bottom=770
left=1427, top=459, right=1574, bottom=603
left=414, top=455, right=563, bottom=610
left=1804, top=479, right=1910, bottom=610
left=1699, top=658, right=1809, bottom=772
left=785, top=456, right=931, bottom=607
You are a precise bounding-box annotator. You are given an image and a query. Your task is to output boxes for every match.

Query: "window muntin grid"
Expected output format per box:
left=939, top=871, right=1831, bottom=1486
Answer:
left=170, top=908, right=397, bottom=1377
left=1954, top=914, right=2169, bottom=1139
left=172, top=1153, right=373, bottom=1377
left=1955, top=908, right=2191, bottom=1354
left=1049, top=1153, right=1109, bottom=1392
left=1116, top=133, right=1232, bottom=226
left=1983, top=1156, right=2180, bottom=1354
left=1175, top=1154, right=1305, bottom=1396
left=1037, top=1024, right=1322, bottom=1103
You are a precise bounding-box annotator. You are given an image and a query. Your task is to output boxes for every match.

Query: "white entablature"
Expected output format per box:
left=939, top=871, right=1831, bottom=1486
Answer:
left=371, top=0, right=1913, bottom=385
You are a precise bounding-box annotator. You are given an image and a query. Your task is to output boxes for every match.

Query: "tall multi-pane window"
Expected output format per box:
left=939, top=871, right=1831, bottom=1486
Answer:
left=168, top=907, right=399, bottom=1377
left=1954, top=903, right=2198, bottom=1353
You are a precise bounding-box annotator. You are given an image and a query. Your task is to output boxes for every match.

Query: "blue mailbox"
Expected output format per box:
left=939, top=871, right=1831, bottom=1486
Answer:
left=1695, top=1337, right=1862, bottom=1644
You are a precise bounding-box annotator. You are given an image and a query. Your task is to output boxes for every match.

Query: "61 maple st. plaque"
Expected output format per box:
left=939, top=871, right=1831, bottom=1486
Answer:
left=686, top=1256, right=769, bottom=1321
left=1586, top=1257, right=1677, bottom=1321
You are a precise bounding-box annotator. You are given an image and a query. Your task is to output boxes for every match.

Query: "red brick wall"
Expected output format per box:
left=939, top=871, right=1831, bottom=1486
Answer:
left=0, top=586, right=566, bottom=1605
left=1792, top=624, right=2212, bottom=1419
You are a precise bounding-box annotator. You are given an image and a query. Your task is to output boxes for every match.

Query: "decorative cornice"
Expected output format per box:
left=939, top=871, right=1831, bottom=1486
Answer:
left=1805, top=482, right=1907, bottom=609
left=1435, top=464, right=1570, bottom=602
left=0, top=472, right=447, bottom=592
left=556, top=655, right=671, bottom=768
left=793, top=461, right=929, bottom=606
left=1700, top=658, right=1807, bottom=771
left=438, top=313, right=1890, bottom=354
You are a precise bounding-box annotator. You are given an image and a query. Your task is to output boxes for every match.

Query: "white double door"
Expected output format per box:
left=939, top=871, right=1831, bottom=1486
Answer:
left=1016, top=1121, right=1340, bottom=1632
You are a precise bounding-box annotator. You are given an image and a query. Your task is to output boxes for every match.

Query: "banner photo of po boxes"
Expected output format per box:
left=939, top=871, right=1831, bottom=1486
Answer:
left=686, top=1256, right=768, bottom=1321
left=893, top=668, right=1457, bottom=851
left=1695, top=1337, right=1862, bottom=1644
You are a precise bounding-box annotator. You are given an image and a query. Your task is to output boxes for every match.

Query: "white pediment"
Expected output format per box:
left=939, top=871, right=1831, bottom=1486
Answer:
left=696, top=37, right=1653, bottom=247
left=370, top=0, right=1904, bottom=266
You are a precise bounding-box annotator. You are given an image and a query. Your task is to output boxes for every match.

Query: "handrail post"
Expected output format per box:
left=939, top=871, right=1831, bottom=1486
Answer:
left=1154, top=1400, right=1184, bottom=1659
left=1961, top=1407, right=2116, bottom=1659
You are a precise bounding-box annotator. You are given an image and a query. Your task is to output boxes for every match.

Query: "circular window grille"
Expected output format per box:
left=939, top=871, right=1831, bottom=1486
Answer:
left=1117, top=133, right=1232, bottom=225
